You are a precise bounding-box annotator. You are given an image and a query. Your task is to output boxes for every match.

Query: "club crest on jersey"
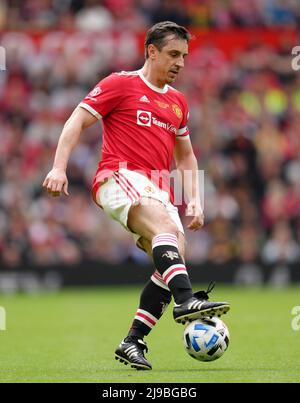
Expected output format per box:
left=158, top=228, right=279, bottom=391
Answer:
left=88, top=86, right=102, bottom=98
left=162, top=251, right=179, bottom=260
left=172, top=104, right=183, bottom=119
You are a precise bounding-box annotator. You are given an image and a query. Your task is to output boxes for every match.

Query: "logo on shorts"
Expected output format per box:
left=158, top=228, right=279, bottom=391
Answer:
left=137, top=110, right=152, bottom=126
left=144, top=186, right=155, bottom=193
left=162, top=251, right=179, bottom=260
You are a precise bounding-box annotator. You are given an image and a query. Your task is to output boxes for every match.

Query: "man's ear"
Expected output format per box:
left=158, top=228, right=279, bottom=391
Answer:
left=148, top=44, right=157, bottom=60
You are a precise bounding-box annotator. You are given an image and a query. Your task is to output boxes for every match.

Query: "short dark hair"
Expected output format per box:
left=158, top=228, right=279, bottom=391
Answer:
left=144, top=21, right=191, bottom=59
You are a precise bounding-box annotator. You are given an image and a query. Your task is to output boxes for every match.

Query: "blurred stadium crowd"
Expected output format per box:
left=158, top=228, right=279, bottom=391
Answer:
left=1, top=0, right=300, bottom=30
left=1, top=0, right=300, bottom=270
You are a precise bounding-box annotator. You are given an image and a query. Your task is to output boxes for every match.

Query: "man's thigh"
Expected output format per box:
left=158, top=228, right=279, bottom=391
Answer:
left=127, top=197, right=179, bottom=241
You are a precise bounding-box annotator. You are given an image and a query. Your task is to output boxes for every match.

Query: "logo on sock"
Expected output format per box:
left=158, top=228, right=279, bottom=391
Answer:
left=162, top=251, right=179, bottom=260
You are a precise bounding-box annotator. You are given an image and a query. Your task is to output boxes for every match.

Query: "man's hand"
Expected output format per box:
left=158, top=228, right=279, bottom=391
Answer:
left=186, top=199, right=204, bottom=231
left=42, top=168, right=69, bottom=197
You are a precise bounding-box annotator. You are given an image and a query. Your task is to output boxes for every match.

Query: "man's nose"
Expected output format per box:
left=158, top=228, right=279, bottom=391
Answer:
left=176, top=56, right=184, bottom=68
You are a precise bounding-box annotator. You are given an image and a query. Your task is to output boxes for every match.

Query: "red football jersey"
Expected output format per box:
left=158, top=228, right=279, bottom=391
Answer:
left=79, top=70, right=190, bottom=202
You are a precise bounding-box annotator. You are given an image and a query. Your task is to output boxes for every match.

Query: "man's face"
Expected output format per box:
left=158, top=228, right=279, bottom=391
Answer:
left=149, top=35, right=188, bottom=84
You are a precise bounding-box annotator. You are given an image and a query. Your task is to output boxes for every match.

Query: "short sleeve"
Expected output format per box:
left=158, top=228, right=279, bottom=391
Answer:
left=78, top=73, right=123, bottom=119
left=176, top=97, right=190, bottom=141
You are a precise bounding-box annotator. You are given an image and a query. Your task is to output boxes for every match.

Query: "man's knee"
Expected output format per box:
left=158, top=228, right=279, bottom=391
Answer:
left=138, top=237, right=152, bottom=256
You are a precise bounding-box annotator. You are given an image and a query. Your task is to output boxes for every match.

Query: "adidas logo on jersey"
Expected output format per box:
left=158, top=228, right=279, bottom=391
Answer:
left=139, top=95, right=150, bottom=103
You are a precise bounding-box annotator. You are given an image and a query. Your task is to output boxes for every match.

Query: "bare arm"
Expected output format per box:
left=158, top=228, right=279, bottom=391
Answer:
left=42, top=106, right=98, bottom=197
left=174, top=137, right=204, bottom=231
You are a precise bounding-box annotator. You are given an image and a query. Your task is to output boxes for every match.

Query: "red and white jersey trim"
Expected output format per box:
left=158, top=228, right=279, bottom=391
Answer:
left=78, top=102, right=102, bottom=120
left=116, top=70, right=139, bottom=76
left=137, top=70, right=168, bottom=94
left=176, top=125, right=190, bottom=140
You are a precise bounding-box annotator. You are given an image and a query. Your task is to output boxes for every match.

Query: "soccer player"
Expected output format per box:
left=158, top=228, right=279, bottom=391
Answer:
left=43, top=21, right=230, bottom=370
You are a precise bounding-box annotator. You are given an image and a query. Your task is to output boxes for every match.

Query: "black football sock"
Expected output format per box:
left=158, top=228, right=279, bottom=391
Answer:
left=151, top=233, right=193, bottom=304
left=127, top=278, right=172, bottom=339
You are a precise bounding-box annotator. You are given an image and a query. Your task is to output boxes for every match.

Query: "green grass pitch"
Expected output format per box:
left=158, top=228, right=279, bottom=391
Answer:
left=0, top=285, right=300, bottom=383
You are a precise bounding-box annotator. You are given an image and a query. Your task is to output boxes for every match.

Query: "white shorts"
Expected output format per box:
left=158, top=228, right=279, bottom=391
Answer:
left=95, top=169, right=184, bottom=246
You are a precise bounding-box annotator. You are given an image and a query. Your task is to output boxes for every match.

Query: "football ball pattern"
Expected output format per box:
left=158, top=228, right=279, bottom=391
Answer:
left=183, top=317, right=230, bottom=362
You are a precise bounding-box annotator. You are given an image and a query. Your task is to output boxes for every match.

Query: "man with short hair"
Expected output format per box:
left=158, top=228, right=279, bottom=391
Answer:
left=43, top=21, right=230, bottom=371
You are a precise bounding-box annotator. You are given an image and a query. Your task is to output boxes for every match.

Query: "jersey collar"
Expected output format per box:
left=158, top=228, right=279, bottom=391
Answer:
left=138, top=69, right=168, bottom=94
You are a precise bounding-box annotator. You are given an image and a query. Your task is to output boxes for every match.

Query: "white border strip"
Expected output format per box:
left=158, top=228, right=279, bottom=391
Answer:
left=78, top=102, right=102, bottom=120
left=151, top=274, right=170, bottom=291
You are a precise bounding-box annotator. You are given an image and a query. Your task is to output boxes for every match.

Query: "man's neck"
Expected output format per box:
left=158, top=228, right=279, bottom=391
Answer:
left=141, top=63, right=166, bottom=89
